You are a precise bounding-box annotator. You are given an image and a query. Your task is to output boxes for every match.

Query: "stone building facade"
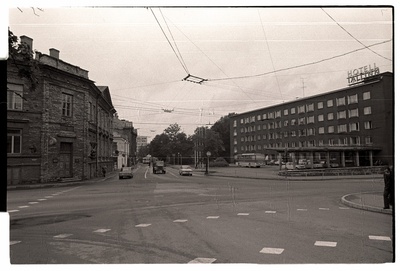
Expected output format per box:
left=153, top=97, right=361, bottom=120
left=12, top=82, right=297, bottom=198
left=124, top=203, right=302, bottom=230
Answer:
left=113, top=117, right=137, bottom=167
left=7, top=35, right=115, bottom=185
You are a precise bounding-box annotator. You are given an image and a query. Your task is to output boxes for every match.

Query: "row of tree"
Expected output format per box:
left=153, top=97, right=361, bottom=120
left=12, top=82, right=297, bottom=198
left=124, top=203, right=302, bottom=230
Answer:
left=137, top=114, right=234, bottom=165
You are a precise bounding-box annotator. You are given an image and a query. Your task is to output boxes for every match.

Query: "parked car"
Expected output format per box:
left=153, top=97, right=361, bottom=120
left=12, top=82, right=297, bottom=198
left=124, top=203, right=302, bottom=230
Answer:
left=179, top=165, right=193, bottom=176
left=274, top=160, right=285, bottom=165
left=266, top=160, right=276, bottom=165
left=119, top=167, right=133, bottom=179
left=285, top=162, right=305, bottom=170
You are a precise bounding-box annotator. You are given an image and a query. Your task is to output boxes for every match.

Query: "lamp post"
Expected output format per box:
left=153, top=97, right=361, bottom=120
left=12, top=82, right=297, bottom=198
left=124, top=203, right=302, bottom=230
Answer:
left=205, top=151, right=211, bottom=175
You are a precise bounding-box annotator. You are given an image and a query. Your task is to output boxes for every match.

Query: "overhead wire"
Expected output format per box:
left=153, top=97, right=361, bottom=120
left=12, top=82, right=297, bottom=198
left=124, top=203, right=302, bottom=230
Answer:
left=321, top=8, right=392, bottom=62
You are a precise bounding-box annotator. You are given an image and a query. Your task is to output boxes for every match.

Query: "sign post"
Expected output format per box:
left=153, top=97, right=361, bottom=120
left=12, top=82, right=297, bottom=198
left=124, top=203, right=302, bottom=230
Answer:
left=205, top=151, right=211, bottom=175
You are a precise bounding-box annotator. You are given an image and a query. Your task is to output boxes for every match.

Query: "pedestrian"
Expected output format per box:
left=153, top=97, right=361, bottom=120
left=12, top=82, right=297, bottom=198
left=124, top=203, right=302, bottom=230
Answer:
left=102, top=166, right=106, bottom=177
left=383, top=167, right=392, bottom=209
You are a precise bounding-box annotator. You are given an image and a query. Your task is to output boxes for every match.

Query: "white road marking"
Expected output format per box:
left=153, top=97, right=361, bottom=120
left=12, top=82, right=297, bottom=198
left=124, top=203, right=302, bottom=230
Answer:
left=260, top=247, right=285, bottom=254
left=173, top=219, right=188, bottom=223
left=93, top=229, right=111, bottom=233
left=135, top=224, right=151, bottom=228
left=339, top=207, right=350, bottom=210
left=18, top=206, right=29, bottom=209
left=188, top=257, right=217, bottom=264
left=28, top=202, right=39, bottom=204
left=369, top=235, right=391, bottom=241
left=38, top=199, right=47, bottom=201
left=297, top=209, right=308, bottom=211
left=145, top=168, right=149, bottom=179
left=206, top=216, right=220, bottom=219
left=265, top=211, right=277, bottom=214
left=8, top=210, right=19, bottom=213
left=54, top=234, right=73, bottom=239
left=319, top=208, right=330, bottom=210
left=237, top=213, right=249, bottom=216
left=10, top=241, right=21, bottom=246
left=314, top=241, right=337, bottom=247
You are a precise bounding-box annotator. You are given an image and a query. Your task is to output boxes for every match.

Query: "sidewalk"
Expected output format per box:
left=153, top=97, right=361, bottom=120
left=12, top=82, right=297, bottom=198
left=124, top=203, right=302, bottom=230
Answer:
left=341, top=191, right=393, bottom=215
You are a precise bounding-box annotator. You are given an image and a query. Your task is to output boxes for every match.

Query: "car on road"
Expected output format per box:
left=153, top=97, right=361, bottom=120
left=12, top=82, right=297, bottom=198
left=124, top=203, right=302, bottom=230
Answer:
left=285, top=162, right=305, bottom=170
left=179, top=165, right=193, bottom=176
left=119, top=167, right=133, bottom=179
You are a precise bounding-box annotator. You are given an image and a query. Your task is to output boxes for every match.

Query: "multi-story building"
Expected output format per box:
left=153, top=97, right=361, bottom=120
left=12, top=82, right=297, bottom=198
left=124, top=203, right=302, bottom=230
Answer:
left=136, top=135, right=148, bottom=156
left=230, top=72, right=393, bottom=168
left=7, top=35, right=116, bottom=185
left=113, top=117, right=137, bottom=167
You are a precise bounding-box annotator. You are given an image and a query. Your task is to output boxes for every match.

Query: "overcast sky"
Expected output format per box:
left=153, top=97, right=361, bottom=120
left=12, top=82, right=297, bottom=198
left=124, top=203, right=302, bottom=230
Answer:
left=6, top=3, right=393, bottom=141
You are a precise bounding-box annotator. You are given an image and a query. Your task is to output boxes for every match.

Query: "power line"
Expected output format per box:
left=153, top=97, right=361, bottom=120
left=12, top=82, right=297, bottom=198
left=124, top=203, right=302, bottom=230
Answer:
left=149, top=8, right=189, bottom=74
left=321, top=8, right=392, bottom=62
left=207, top=39, right=392, bottom=82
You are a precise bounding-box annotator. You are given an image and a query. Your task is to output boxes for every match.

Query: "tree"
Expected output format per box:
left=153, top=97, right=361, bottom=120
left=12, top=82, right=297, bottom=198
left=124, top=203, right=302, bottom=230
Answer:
left=149, top=133, right=170, bottom=161
left=210, top=113, right=235, bottom=160
left=193, top=126, right=224, bottom=160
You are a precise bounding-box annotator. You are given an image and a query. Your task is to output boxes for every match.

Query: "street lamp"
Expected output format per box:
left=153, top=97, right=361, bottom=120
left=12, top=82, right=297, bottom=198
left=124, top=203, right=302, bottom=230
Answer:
left=205, top=151, right=211, bottom=175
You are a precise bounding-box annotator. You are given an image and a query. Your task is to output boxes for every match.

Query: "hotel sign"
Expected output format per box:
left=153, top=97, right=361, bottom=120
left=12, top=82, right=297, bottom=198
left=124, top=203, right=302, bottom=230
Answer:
left=347, top=63, right=380, bottom=85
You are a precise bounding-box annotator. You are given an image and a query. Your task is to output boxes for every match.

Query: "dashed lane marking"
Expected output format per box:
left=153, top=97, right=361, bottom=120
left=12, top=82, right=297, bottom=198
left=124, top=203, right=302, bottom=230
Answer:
left=237, top=213, right=249, bottom=216
left=54, top=234, right=73, bottom=239
left=8, top=210, right=19, bottom=213
left=28, top=202, right=39, bottom=204
left=369, top=235, right=391, bottom=241
left=135, top=224, right=151, bottom=228
left=93, top=229, right=111, bottom=233
left=319, top=208, right=330, bottom=210
left=173, top=219, right=188, bottom=223
left=206, top=216, right=220, bottom=219
left=44, top=196, right=53, bottom=198
left=10, top=241, right=21, bottom=246
left=339, top=207, right=350, bottom=210
left=314, top=241, right=337, bottom=247
left=38, top=199, right=47, bottom=201
left=188, top=257, right=217, bottom=264
left=18, top=206, right=29, bottom=209
left=297, top=209, right=308, bottom=211
left=260, top=247, right=285, bottom=255
left=265, top=211, right=277, bottom=214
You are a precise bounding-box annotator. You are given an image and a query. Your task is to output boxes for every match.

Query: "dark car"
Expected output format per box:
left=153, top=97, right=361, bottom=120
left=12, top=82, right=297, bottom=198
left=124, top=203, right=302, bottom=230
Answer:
left=119, top=167, right=133, bottom=179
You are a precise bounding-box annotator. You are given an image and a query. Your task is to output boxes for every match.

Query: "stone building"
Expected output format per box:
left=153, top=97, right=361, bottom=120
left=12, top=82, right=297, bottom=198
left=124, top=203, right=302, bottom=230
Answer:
left=113, top=117, right=137, bottom=167
left=7, top=35, right=116, bottom=185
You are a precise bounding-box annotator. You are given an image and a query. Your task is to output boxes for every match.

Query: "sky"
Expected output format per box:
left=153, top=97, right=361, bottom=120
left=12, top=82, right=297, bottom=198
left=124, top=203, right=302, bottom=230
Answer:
left=5, top=1, right=394, bottom=142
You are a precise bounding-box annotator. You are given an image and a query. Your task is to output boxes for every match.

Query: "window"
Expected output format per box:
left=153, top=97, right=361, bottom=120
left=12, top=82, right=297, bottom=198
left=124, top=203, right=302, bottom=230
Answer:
left=298, top=105, right=305, bottom=113
left=257, top=115, right=261, bottom=121
left=318, top=114, right=324, bottom=122
left=338, top=138, right=348, bottom=146
left=349, top=108, right=359, bottom=118
left=318, top=140, right=324, bottom=146
left=233, top=129, right=237, bottom=136
left=307, top=128, right=315, bottom=136
left=328, top=126, right=334, bottom=133
left=7, top=84, right=23, bottom=110
left=291, top=119, right=297, bottom=125
left=327, top=113, right=334, bottom=120
left=275, top=110, right=281, bottom=118
left=299, top=129, right=306, bottom=136
left=364, top=121, right=372, bottom=130
left=298, top=117, right=305, bottom=125
left=262, top=113, right=267, bottom=120
left=234, top=147, right=238, bottom=153
left=349, top=122, right=360, bottom=132
left=263, top=134, right=267, bottom=139
left=307, top=116, right=315, bottom=124
left=364, top=107, right=372, bottom=115
left=62, top=93, right=73, bottom=117
left=363, top=92, right=371, bottom=100
left=276, top=121, right=281, bottom=128
left=338, top=124, right=347, bottom=133
left=268, top=112, right=275, bottom=119
left=7, top=129, right=21, bottom=154
left=308, top=140, right=315, bottom=147
left=284, top=120, right=289, bottom=127
left=283, top=131, right=288, bottom=137
left=350, top=136, right=360, bottom=145
left=306, top=103, right=314, bottom=112
left=284, top=109, right=289, bottom=115
left=318, top=127, right=325, bottom=134
left=317, top=102, right=324, bottom=109
left=240, top=119, right=244, bottom=124
left=234, top=139, right=237, bottom=145
left=328, top=139, right=335, bottom=146
left=262, top=124, right=267, bottom=130
left=268, top=123, right=275, bottom=129
left=291, top=131, right=296, bottom=137
left=327, top=100, right=333, bottom=107
left=336, top=97, right=346, bottom=106
left=365, top=136, right=373, bottom=145
left=291, top=142, right=297, bottom=148
left=291, top=107, right=296, bottom=114
left=233, top=120, right=237, bottom=127
left=348, top=94, right=358, bottom=104
left=337, top=110, right=346, bottom=119
left=257, top=125, right=261, bottom=131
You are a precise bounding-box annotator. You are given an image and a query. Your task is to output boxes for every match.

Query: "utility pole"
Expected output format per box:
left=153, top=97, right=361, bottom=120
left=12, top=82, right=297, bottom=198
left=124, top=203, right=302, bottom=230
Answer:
left=301, top=77, right=306, bottom=98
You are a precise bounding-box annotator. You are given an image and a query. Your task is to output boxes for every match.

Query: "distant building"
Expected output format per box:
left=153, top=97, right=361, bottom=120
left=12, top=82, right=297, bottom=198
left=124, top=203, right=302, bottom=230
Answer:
left=230, top=72, right=393, bottom=168
left=113, top=117, right=137, bottom=167
left=7, top=35, right=116, bottom=185
left=136, top=135, right=148, bottom=155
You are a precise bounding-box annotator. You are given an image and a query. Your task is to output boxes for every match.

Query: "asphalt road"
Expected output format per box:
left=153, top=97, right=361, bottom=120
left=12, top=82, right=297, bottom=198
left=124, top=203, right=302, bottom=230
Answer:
left=7, top=165, right=393, bottom=264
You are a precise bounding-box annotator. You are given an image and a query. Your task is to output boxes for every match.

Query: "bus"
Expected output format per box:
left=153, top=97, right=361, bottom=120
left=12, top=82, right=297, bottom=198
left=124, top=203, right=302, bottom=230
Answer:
left=235, top=153, right=265, bottom=168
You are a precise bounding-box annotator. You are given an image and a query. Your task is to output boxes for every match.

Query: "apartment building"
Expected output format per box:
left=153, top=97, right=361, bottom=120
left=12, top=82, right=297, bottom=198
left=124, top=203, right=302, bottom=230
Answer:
left=230, top=72, right=393, bottom=168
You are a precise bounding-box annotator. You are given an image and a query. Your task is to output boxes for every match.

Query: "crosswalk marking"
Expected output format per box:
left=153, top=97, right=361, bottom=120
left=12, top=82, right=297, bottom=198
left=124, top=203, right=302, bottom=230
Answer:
left=8, top=210, right=19, bottom=213
left=188, top=257, right=216, bottom=263
left=206, top=216, right=220, bottom=219
left=265, top=211, right=276, bottom=214
left=319, top=208, right=330, bottom=210
left=369, top=235, right=391, bottom=241
left=38, top=199, right=47, bottom=201
left=28, top=202, right=39, bottom=204
left=260, top=247, right=285, bottom=254
left=173, top=219, right=188, bottom=223
left=135, top=224, right=151, bottom=228
left=10, top=241, right=21, bottom=246
left=297, top=208, right=308, bottom=211
left=314, top=241, right=337, bottom=247
left=93, top=229, right=111, bottom=233
left=237, top=213, right=249, bottom=216
left=54, top=234, right=73, bottom=239
left=18, top=206, right=29, bottom=209
left=45, top=196, right=53, bottom=198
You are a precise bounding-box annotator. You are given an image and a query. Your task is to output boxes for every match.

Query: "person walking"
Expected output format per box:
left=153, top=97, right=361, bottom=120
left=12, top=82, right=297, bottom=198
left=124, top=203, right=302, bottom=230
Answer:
left=383, top=167, right=392, bottom=209
left=102, top=166, right=106, bottom=177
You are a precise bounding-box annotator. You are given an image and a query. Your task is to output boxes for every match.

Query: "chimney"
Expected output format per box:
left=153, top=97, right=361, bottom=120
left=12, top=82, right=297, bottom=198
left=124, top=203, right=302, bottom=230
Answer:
left=49, top=48, right=60, bottom=59
left=20, top=35, right=33, bottom=50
